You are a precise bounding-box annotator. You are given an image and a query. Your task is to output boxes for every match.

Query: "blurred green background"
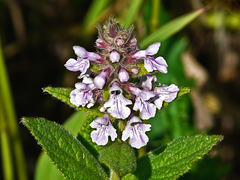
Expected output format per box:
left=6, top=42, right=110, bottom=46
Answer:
left=1, top=0, right=240, bottom=179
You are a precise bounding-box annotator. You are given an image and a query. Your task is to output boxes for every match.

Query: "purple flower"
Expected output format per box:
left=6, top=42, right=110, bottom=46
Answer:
left=90, top=114, right=117, bottom=145
left=154, top=84, right=179, bottom=110
left=64, top=46, right=101, bottom=76
left=104, top=83, right=132, bottom=119
left=70, top=77, right=96, bottom=108
left=64, top=58, right=90, bottom=75
left=130, top=87, right=156, bottom=120
left=141, top=75, right=157, bottom=91
left=122, top=116, right=151, bottom=149
left=93, top=71, right=108, bottom=89
left=118, top=68, right=129, bottom=82
left=132, top=42, right=168, bottom=73
left=73, top=46, right=101, bottom=61
left=109, top=50, right=120, bottom=63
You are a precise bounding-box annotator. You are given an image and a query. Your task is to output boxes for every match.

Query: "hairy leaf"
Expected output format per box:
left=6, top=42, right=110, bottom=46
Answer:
left=99, top=141, right=137, bottom=177
left=43, top=87, right=104, bottom=117
left=23, top=117, right=108, bottom=180
left=123, top=135, right=222, bottom=180
left=35, top=111, right=91, bottom=180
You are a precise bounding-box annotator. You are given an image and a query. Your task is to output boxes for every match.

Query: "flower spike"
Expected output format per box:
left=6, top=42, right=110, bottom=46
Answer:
left=65, top=19, right=181, bottom=149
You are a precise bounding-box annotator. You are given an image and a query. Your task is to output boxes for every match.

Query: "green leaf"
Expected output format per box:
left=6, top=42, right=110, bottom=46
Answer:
left=22, top=117, right=108, bottom=180
left=34, top=111, right=91, bottom=180
left=43, top=87, right=104, bottom=117
left=99, top=141, right=137, bottom=177
left=123, top=135, right=222, bottom=180
left=140, top=8, right=205, bottom=48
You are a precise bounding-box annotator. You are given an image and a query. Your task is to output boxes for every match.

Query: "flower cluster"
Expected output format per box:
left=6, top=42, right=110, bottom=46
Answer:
left=65, top=19, right=179, bottom=149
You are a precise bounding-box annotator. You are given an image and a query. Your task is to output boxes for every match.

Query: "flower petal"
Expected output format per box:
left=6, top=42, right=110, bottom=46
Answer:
left=153, top=57, right=168, bottom=73
left=73, top=46, right=88, bottom=58
left=145, top=42, right=160, bottom=55
left=132, top=50, right=146, bottom=59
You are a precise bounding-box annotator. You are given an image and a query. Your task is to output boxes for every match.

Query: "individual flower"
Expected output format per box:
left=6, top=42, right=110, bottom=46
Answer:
left=130, top=87, right=156, bottom=120
left=118, top=68, right=129, bottom=82
left=64, top=46, right=101, bottom=76
left=140, top=75, right=157, bottom=91
left=122, top=116, right=151, bottom=149
left=90, top=114, right=117, bottom=145
left=104, top=83, right=132, bottom=119
left=154, top=84, right=179, bottom=110
left=64, top=58, right=90, bottom=75
left=70, top=76, right=96, bottom=108
left=109, top=50, right=120, bottom=63
left=132, top=42, right=168, bottom=73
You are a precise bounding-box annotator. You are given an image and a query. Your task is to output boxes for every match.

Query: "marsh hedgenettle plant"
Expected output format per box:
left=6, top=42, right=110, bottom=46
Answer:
left=65, top=19, right=179, bottom=149
left=23, top=15, right=222, bottom=180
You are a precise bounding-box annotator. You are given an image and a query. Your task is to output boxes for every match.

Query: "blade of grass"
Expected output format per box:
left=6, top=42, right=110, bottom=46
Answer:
left=150, top=0, right=161, bottom=33
left=82, top=0, right=111, bottom=33
left=0, top=39, right=28, bottom=180
left=0, top=102, right=14, bottom=180
left=140, top=8, right=206, bottom=48
left=122, top=0, right=143, bottom=28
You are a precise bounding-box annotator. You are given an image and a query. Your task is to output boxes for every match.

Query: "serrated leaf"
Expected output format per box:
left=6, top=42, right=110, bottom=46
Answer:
left=140, top=8, right=205, bottom=48
left=35, top=111, right=91, bottom=180
left=123, top=135, right=222, bottom=180
left=163, top=87, right=191, bottom=107
left=99, top=141, right=137, bottom=177
left=43, top=87, right=104, bottom=117
left=23, top=117, right=108, bottom=180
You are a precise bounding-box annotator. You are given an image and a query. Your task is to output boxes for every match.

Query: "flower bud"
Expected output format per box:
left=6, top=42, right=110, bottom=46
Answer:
left=118, top=68, right=129, bottom=82
left=130, top=66, right=139, bottom=74
left=109, top=50, right=120, bottom=63
left=94, top=71, right=108, bottom=89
